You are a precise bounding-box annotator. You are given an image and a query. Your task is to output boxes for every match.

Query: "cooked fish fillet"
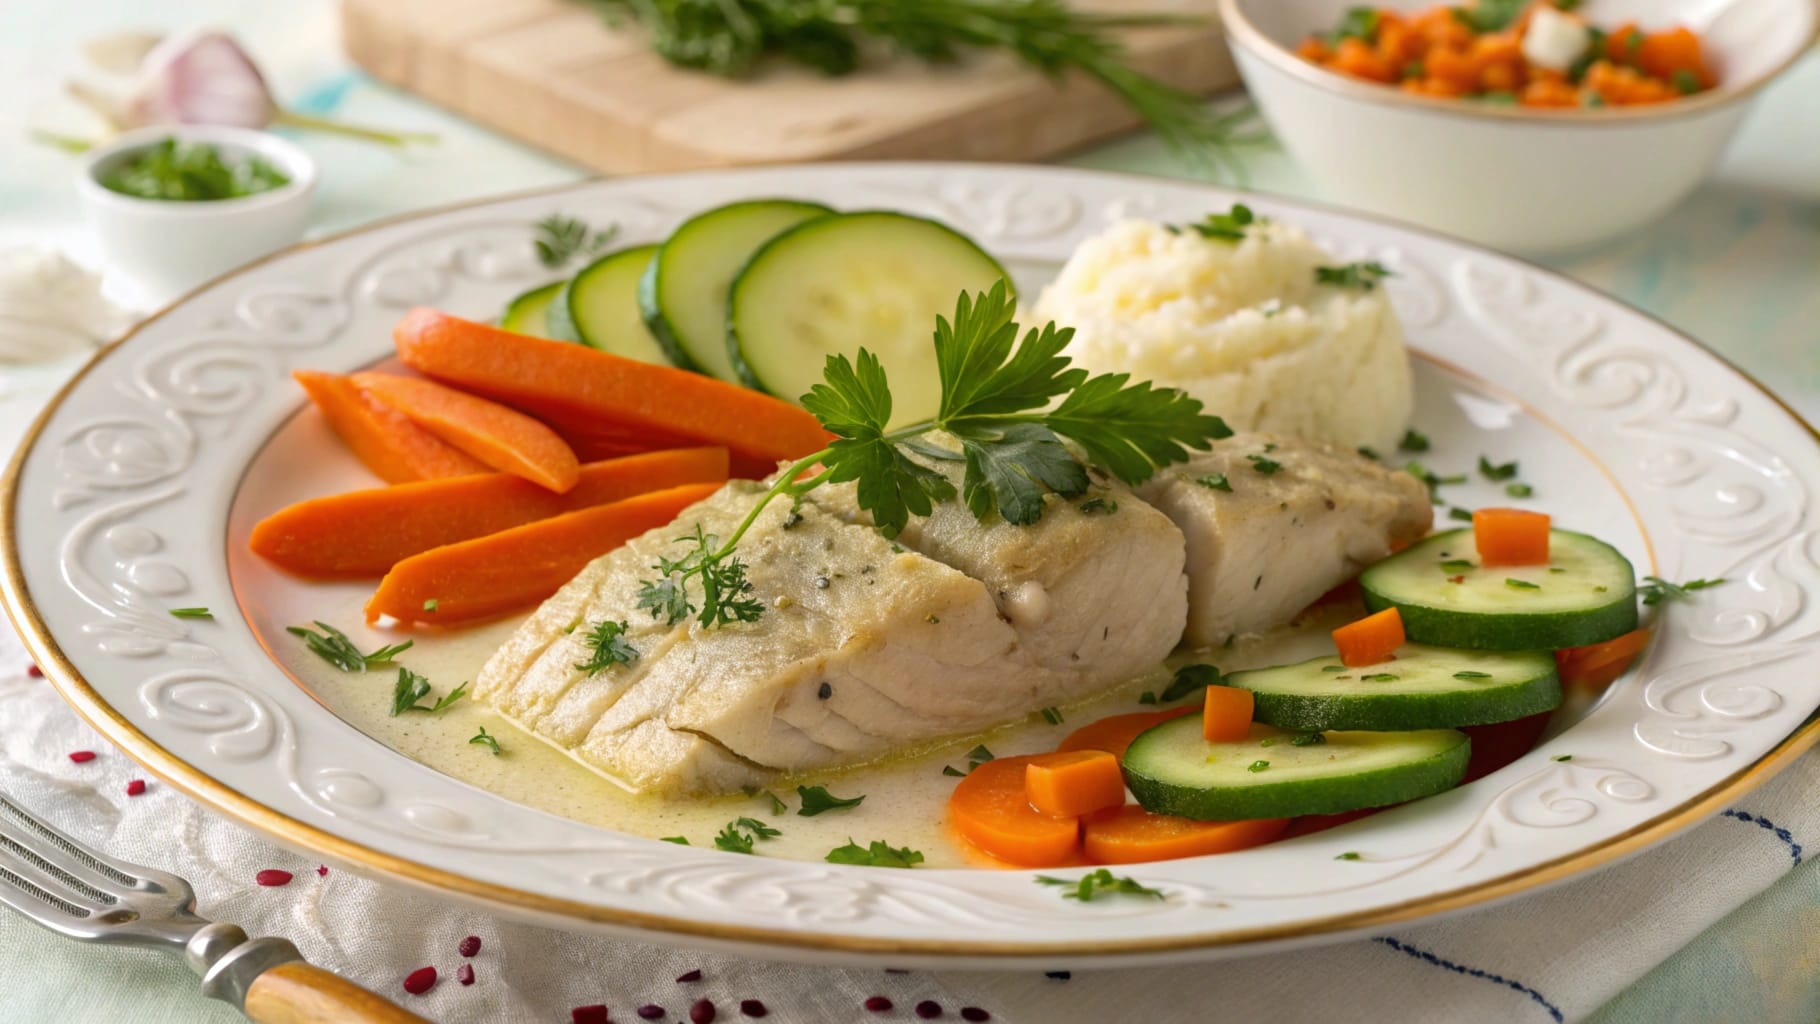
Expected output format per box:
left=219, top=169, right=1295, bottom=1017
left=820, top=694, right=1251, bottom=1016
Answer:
left=1137, top=433, right=1433, bottom=648
left=476, top=481, right=1085, bottom=793
left=817, top=461, right=1187, bottom=686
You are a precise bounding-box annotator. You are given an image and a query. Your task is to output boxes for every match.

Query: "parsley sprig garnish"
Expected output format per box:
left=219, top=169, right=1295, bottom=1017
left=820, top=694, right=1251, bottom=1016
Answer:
left=634, top=283, right=1229, bottom=630
left=826, top=839, right=924, bottom=868
left=532, top=213, right=617, bottom=268
left=574, top=619, right=638, bottom=674
left=287, top=621, right=412, bottom=673
left=942, top=744, right=996, bottom=778
left=1162, top=663, right=1220, bottom=703
left=1639, top=576, right=1726, bottom=606
left=1036, top=868, right=1166, bottom=902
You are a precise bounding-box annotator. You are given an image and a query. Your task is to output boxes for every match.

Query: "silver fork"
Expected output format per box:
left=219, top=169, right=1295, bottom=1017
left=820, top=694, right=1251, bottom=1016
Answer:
left=0, top=791, right=428, bottom=1023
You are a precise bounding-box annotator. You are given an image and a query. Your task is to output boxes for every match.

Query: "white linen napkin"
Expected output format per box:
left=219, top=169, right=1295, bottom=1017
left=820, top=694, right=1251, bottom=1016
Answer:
left=1, top=621, right=1811, bottom=1024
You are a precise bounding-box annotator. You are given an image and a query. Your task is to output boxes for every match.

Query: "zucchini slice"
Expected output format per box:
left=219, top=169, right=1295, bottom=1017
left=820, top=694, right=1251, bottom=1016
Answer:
left=1226, top=644, right=1561, bottom=731
left=1360, top=529, right=1638, bottom=650
left=1123, top=718, right=1470, bottom=821
left=500, top=281, right=564, bottom=338
left=638, top=199, right=833, bottom=379
left=728, top=211, right=1010, bottom=425
left=548, top=244, right=669, bottom=364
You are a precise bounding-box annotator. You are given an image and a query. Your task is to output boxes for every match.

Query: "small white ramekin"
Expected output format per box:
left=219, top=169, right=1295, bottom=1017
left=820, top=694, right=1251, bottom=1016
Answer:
left=1217, top=0, right=1819, bottom=253
left=77, top=125, right=316, bottom=299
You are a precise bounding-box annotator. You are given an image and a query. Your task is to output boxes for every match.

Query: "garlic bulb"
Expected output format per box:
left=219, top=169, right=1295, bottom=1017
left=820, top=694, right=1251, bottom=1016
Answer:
left=0, top=249, right=135, bottom=364
left=65, top=30, right=434, bottom=147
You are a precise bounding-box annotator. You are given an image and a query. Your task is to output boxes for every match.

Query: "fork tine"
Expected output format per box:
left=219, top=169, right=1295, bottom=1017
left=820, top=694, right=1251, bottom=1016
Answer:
left=0, top=795, right=191, bottom=907
left=0, top=859, right=100, bottom=921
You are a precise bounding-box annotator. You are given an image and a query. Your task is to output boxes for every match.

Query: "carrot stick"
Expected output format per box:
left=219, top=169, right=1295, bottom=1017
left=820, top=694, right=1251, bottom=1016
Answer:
left=352, top=372, right=581, bottom=493
left=1555, top=627, right=1651, bottom=689
left=292, top=370, right=487, bottom=484
left=1056, top=708, right=1197, bottom=760
left=948, top=755, right=1083, bottom=867
left=392, top=308, right=831, bottom=478
left=1024, top=751, right=1127, bottom=819
left=1083, top=806, right=1288, bottom=865
left=364, top=481, right=722, bottom=625
left=1202, top=685, right=1255, bottom=743
left=250, top=448, right=730, bottom=579
left=1333, top=607, right=1405, bottom=667
left=1473, top=507, right=1551, bottom=566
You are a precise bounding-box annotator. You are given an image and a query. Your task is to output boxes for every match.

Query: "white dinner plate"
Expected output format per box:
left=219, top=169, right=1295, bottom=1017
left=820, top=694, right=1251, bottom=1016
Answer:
left=4, top=164, right=1817, bottom=967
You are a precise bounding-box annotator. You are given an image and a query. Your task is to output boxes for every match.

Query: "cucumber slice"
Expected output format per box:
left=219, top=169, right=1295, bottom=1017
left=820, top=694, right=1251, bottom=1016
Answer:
left=1123, top=718, right=1470, bottom=821
left=639, top=199, right=833, bottom=379
left=729, top=211, right=1011, bottom=425
left=1360, top=529, right=1638, bottom=650
left=1226, top=644, right=1561, bottom=731
left=500, top=281, right=563, bottom=337
left=548, top=244, right=669, bottom=364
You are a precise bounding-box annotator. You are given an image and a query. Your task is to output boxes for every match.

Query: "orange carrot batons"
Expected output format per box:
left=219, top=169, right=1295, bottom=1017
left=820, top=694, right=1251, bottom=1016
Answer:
left=352, top=371, right=581, bottom=493
left=392, top=308, right=830, bottom=478
left=250, top=448, right=729, bottom=579
left=292, top=369, right=487, bottom=484
left=364, top=482, right=722, bottom=625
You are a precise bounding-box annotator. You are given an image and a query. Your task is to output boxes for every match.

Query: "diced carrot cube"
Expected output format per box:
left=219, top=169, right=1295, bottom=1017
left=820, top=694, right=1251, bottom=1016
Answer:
left=1025, top=751, right=1128, bottom=819
left=1333, top=607, right=1406, bottom=667
left=1202, top=685, right=1255, bottom=743
left=1474, top=507, right=1552, bottom=566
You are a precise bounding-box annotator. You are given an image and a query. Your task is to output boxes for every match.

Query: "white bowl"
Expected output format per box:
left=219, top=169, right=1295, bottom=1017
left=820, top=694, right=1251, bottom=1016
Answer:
left=1218, top=0, right=1818, bottom=253
left=77, top=125, right=315, bottom=300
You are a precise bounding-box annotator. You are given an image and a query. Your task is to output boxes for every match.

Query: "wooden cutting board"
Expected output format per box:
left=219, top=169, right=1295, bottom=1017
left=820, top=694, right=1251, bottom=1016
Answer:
left=340, top=0, right=1235, bottom=174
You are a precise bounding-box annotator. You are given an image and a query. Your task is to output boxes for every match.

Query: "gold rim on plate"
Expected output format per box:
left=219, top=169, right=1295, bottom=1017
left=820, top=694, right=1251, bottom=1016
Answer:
left=3, top=168, right=1816, bottom=959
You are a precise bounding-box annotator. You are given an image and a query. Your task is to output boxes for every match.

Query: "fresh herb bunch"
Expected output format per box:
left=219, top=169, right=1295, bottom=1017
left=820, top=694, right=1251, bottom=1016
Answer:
left=99, top=138, right=291, bottom=202
left=586, top=0, right=1266, bottom=177
left=634, top=281, right=1228, bottom=630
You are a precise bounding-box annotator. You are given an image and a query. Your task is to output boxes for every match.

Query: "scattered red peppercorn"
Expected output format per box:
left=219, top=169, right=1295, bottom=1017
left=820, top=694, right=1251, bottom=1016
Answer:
left=916, top=1000, right=943, bottom=1019
left=456, top=964, right=475, bottom=986
left=254, top=869, right=292, bottom=887
left=864, top=997, right=894, bottom=1013
left=690, top=998, right=716, bottom=1023
left=637, top=1006, right=665, bottom=1020
left=676, top=969, right=703, bottom=983
left=458, top=935, right=482, bottom=957
left=571, top=1005, right=609, bottom=1024
left=27, top=664, right=42, bottom=678
left=403, top=967, right=437, bottom=995
left=68, top=751, right=96, bottom=763
left=884, top=968, right=911, bottom=974
left=124, top=779, right=146, bottom=797
left=740, top=999, right=767, bottom=1018
left=316, top=865, right=328, bottom=877
left=961, top=1009, right=991, bottom=1022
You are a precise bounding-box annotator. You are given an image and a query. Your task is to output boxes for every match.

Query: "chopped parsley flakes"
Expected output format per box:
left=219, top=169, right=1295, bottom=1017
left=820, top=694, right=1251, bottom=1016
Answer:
left=1036, top=869, right=1166, bottom=902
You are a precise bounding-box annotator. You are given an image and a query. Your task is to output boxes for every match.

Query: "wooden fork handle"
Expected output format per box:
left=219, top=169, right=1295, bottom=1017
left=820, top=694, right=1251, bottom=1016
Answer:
left=243, top=961, right=430, bottom=1024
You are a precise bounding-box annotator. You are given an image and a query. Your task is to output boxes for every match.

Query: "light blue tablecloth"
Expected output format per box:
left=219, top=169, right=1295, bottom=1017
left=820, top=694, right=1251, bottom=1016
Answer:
left=0, top=2, right=1815, bottom=1020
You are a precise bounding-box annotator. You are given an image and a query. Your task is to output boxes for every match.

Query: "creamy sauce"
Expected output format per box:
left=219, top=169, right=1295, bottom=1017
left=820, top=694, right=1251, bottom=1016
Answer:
left=285, top=587, right=1358, bottom=868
